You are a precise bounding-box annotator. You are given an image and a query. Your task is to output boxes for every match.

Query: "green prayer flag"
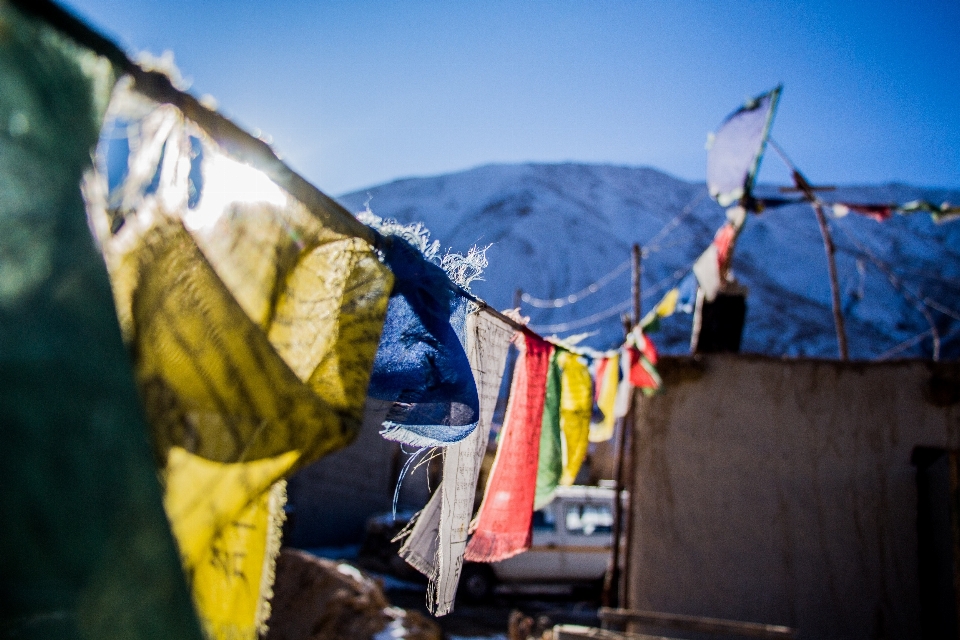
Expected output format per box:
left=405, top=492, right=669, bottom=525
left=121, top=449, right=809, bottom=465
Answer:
left=533, top=349, right=562, bottom=510
left=0, top=5, right=203, bottom=639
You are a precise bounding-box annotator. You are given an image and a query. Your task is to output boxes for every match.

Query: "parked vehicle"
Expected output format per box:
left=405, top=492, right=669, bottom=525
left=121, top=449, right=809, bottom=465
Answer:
left=459, top=485, right=615, bottom=601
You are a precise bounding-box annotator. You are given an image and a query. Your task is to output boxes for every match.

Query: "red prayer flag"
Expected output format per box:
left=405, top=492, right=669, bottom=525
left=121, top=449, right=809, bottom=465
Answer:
left=465, top=332, right=553, bottom=562
left=639, top=332, right=658, bottom=366
left=593, top=357, right=609, bottom=403
left=627, top=347, right=660, bottom=390
left=714, top=222, right=736, bottom=272
left=847, top=203, right=894, bottom=222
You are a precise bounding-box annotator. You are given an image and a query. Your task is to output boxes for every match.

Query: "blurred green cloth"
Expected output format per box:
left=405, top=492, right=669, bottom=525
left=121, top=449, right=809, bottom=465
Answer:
left=0, top=5, right=202, bottom=639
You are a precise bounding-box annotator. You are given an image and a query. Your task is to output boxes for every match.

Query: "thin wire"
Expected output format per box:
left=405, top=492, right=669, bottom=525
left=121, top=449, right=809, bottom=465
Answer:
left=521, top=259, right=631, bottom=308
left=921, top=297, right=960, bottom=322
left=834, top=222, right=941, bottom=361
left=642, top=190, right=708, bottom=256
left=530, top=299, right=633, bottom=334
left=875, top=329, right=934, bottom=361
left=521, top=190, right=708, bottom=309
left=530, top=267, right=691, bottom=334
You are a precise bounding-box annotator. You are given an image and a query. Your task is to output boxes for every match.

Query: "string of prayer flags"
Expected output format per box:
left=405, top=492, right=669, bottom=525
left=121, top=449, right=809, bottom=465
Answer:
left=87, top=82, right=393, bottom=640
left=1, top=6, right=203, bottom=638
left=534, top=350, right=563, bottom=509
left=831, top=200, right=960, bottom=224
left=464, top=332, right=552, bottom=562
left=367, top=237, right=480, bottom=447
left=706, top=86, right=782, bottom=207
left=831, top=202, right=893, bottom=222
left=626, top=329, right=661, bottom=394
left=397, top=310, right=514, bottom=616
left=640, top=287, right=680, bottom=331
left=589, top=353, right=620, bottom=443
left=900, top=200, right=960, bottom=223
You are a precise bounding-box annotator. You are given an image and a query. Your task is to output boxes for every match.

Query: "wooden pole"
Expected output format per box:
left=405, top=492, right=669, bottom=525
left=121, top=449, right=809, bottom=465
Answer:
left=602, top=404, right=631, bottom=609
left=768, top=140, right=848, bottom=361
left=632, top=244, right=642, bottom=326
left=604, top=244, right=641, bottom=609
left=790, top=169, right=849, bottom=360
left=811, top=200, right=849, bottom=360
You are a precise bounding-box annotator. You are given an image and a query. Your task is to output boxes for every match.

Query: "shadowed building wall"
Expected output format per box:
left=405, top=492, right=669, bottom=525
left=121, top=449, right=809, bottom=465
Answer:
left=626, top=355, right=960, bottom=640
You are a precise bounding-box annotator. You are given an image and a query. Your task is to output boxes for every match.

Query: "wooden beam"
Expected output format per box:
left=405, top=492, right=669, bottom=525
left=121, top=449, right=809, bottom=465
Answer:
left=598, top=608, right=798, bottom=639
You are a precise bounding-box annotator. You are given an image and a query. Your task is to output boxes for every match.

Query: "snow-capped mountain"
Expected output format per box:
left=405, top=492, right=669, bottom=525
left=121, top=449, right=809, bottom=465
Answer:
left=337, top=163, right=960, bottom=360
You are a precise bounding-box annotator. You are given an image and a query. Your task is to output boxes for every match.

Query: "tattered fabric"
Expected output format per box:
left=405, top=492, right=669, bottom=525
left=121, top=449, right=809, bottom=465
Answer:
left=557, top=350, right=593, bottom=486
left=628, top=347, right=661, bottom=393
left=87, top=93, right=392, bottom=640
left=612, top=349, right=633, bottom=420
left=640, top=288, right=680, bottom=330
left=831, top=202, right=893, bottom=222
left=534, top=349, right=563, bottom=509
left=706, top=85, right=781, bottom=207
left=464, top=333, right=552, bottom=562
left=0, top=8, right=202, bottom=639
left=693, top=243, right=721, bottom=302
left=429, top=310, right=513, bottom=614
left=589, top=353, right=620, bottom=443
left=368, top=237, right=480, bottom=447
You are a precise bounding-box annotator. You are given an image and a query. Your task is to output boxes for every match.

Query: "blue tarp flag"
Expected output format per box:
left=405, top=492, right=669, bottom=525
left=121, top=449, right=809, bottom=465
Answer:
left=368, top=237, right=480, bottom=446
left=706, top=86, right=782, bottom=207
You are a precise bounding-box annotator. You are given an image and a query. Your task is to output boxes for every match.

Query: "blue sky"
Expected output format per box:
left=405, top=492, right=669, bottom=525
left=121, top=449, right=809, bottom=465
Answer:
left=63, top=0, right=960, bottom=195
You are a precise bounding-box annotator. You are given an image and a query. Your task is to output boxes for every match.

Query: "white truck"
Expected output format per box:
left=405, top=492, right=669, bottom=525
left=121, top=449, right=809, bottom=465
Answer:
left=460, top=485, right=615, bottom=601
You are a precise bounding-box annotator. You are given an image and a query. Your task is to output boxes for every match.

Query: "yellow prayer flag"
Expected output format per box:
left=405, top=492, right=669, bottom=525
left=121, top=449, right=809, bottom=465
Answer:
left=557, top=350, right=593, bottom=486
left=87, top=95, right=392, bottom=639
left=656, top=288, right=680, bottom=318
left=588, top=354, right=620, bottom=443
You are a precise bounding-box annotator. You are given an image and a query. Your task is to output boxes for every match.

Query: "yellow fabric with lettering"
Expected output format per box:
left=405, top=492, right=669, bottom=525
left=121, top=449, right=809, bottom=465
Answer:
left=557, top=350, right=593, bottom=485
left=87, top=100, right=392, bottom=639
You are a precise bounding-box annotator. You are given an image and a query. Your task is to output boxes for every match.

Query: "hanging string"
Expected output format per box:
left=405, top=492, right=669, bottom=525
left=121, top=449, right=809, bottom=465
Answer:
left=521, top=259, right=631, bottom=308
left=392, top=446, right=432, bottom=518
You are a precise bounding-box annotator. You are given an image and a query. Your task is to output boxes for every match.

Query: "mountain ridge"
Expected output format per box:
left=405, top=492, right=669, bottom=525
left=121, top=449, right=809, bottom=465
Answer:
left=337, top=162, right=960, bottom=360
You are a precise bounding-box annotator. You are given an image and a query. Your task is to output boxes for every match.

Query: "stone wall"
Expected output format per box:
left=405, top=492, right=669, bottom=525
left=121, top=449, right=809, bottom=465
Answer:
left=626, top=354, right=960, bottom=640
